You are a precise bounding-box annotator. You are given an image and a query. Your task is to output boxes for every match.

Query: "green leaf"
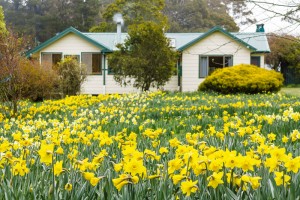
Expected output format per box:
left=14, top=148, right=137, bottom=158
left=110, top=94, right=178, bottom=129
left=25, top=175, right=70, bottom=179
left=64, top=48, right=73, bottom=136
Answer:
left=225, top=187, right=239, bottom=200
left=268, top=179, right=275, bottom=199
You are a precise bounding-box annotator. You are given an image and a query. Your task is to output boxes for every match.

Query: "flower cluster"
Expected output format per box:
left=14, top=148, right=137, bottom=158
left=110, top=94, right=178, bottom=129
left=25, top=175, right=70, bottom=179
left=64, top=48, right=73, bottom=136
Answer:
left=0, top=91, right=300, bottom=199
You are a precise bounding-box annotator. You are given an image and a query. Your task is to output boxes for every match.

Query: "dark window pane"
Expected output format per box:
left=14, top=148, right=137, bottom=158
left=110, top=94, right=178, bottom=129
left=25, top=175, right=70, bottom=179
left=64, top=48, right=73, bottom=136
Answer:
left=92, top=54, right=102, bottom=74
left=53, top=54, right=62, bottom=66
left=251, top=56, right=261, bottom=67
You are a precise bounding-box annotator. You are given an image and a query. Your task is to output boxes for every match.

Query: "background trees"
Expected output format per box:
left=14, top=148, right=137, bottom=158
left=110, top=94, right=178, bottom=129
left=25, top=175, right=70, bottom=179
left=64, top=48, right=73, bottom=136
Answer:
left=0, top=0, right=255, bottom=43
left=266, top=34, right=300, bottom=84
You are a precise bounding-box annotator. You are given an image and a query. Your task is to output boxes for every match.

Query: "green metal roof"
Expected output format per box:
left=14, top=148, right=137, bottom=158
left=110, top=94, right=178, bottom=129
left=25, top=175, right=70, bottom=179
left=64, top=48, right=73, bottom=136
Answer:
left=26, top=27, right=112, bottom=57
left=27, top=26, right=270, bottom=57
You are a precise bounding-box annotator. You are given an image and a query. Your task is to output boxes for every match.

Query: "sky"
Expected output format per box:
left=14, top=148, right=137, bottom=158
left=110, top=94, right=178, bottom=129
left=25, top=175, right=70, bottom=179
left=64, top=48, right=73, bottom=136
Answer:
left=237, top=0, right=300, bottom=36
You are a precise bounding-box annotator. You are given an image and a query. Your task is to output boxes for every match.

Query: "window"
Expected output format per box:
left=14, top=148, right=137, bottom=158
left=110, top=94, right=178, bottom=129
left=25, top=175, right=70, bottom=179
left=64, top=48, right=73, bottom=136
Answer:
left=199, top=55, right=233, bottom=78
left=251, top=56, right=261, bottom=67
left=41, top=53, right=62, bottom=68
left=81, top=53, right=102, bottom=75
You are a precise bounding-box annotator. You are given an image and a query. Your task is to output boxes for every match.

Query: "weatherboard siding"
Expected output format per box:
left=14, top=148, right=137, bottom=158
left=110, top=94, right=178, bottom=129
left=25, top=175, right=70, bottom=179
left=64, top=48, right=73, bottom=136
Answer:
left=105, top=76, right=178, bottom=94
left=81, top=76, right=103, bottom=94
left=181, top=32, right=251, bottom=92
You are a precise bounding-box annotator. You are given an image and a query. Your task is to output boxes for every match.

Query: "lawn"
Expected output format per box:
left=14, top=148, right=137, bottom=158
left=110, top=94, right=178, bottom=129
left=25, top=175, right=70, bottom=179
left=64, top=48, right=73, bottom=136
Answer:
left=0, top=91, right=300, bottom=199
left=280, top=87, right=300, bottom=97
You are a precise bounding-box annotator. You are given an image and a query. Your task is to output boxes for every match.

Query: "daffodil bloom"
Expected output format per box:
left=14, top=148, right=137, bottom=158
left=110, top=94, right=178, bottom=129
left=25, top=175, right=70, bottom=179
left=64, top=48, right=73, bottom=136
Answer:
left=207, top=172, right=224, bottom=188
left=168, top=158, right=183, bottom=174
left=114, top=163, right=123, bottom=172
left=12, top=159, right=29, bottom=176
left=159, top=147, right=169, bottom=154
left=172, top=174, right=186, bottom=185
left=83, top=172, right=95, bottom=181
left=285, top=158, right=300, bottom=173
left=90, top=177, right=101, bottom=186
left=65, top=183, right=72, bottom=191
left=249, top=176, right=262, bottom=190
left=282, top=136, right=289, bottom=143
left=274, top=171, right=291, bottom=186
left=112, top=174, right=138, bottom=191
left=54, top=161, right=64, bottom=176
left=148, top=174, right=161, bottom=180
left=123, top=158, right=146, bottom=176
left=180, top=180, right=198, bottom=196
left=38, top=143, right=54, bottom=165
left=56, top=147, right=64, bottom=155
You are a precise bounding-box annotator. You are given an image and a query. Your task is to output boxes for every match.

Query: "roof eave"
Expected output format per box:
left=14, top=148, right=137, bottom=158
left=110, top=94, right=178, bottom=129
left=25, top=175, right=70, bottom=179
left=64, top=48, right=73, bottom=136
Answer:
left=252, top=50, right=271, bottom=53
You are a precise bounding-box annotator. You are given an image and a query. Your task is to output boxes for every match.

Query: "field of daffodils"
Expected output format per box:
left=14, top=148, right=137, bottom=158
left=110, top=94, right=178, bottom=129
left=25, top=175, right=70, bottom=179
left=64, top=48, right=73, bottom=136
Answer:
left=0, top=91, right=300, bottom=199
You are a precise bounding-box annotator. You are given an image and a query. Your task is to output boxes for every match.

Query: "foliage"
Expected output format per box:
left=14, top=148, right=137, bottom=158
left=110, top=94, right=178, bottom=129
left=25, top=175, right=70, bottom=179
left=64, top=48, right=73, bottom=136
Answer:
left=108, top=21, right=178, bottom=91
left=18, top=60, right=58, bottom=102
left=266, top=34, right=300, bottom=77
left=55, top=57, right=86, bottom=97
left=0, top=0, right=103, bottom=42
left=0, top=5, right=7, bottom=36
left=164, top=0, right=239, bottom=32
left=198, top=64, right=284, bottom=94
left=1, top=32, right=57, bottom=116
left=0, top=29, right=28, bottom=114
left=1, top=92, right=300, bottom=199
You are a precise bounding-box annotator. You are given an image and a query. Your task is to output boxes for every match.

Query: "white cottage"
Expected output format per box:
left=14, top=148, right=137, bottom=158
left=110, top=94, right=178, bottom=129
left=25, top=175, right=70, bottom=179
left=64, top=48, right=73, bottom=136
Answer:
left=26, top=24, right=270, bottom=94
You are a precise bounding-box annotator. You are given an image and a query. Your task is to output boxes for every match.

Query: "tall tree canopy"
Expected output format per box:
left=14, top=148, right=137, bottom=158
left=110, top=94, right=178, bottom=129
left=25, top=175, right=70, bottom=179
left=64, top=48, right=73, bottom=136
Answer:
left=164, top=0, right=240, bottom=32
left=0, top=0, right=255, bottom=43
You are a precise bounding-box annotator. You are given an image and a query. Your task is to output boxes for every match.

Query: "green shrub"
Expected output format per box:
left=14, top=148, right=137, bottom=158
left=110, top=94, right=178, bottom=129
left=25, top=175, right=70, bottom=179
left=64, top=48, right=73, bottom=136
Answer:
left=198, top=64, right=284, bottom=94
left=55, top=57, right=87, bottom=97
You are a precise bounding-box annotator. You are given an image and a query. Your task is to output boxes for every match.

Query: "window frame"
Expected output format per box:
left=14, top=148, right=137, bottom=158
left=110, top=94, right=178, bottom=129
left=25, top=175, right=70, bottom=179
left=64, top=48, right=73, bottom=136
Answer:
left=199, top=55, right=233, bottom=78
left=41, top=52, right=63, bottom=68
left=250, top=56, right=261, bottom=67
left=81, top=52, right=102, bottom=75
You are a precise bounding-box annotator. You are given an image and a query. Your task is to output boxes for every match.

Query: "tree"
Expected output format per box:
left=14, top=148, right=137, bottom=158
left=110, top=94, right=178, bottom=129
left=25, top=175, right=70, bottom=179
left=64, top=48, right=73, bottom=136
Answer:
left=164, top=0, right=240, bottom=32
left=55, top=57, right=87, bottom=97
left=0, top=7, right=22, bottom=115
left=0, top=5, right=7, bottom=35
left=108, top=21, right=178, bottom=91
left=245, top=0, right=300, bottom=24
left=266, top=34, right=300, bottom=84
left=91, top=0, right=168, bottom=32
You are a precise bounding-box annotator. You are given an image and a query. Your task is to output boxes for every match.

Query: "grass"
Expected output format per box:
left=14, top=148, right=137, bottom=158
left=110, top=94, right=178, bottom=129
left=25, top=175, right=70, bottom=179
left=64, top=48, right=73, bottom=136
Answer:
left=280, top=87, right=300, bottom=97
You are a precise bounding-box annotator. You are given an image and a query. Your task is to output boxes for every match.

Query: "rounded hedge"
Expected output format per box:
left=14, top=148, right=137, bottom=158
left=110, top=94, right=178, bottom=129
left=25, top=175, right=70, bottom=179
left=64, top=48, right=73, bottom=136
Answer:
left=198, top=64, right=284, bottom=94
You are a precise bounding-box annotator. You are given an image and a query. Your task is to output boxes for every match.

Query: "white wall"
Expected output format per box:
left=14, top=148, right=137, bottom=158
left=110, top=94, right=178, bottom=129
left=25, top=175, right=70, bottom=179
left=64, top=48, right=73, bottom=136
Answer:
left=181, top=32, right=252, bottom=92
left=40, top=33, right=101, bottom=54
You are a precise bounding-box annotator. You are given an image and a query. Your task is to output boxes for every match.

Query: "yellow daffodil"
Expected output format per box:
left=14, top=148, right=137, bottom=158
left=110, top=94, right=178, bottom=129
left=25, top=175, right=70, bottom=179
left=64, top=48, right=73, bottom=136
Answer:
left=65, top=183, right=72, bottom=191
left=38, top=143, right=54, bottom=165
left=274, top=171, right=291, bottom=186
left=180, top=180, right=198, bottom=196
left=207, top=172, right=224, bottom=188
left=53, top=161, right=64, bottom=176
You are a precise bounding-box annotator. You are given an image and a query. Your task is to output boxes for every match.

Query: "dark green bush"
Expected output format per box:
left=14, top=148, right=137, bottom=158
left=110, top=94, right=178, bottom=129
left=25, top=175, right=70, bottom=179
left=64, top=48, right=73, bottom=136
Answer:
left=198, top=64, right=284, bottom=94
left=55, top=57, right=87, bottom=97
